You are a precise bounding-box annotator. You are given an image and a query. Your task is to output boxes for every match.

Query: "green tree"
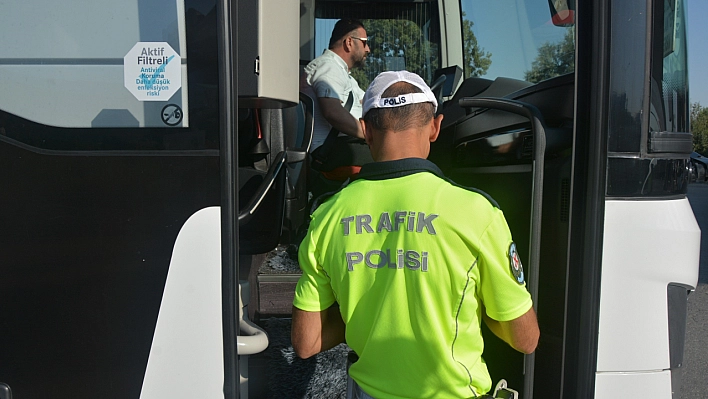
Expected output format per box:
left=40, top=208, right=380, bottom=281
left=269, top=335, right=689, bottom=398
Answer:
left=524, top=28, right=575, bottom=83
left=691, top=102, right=708, bottom=155
left=352, top=19, right=440, bottom=90
left=462, top=17, right=491, bottom=78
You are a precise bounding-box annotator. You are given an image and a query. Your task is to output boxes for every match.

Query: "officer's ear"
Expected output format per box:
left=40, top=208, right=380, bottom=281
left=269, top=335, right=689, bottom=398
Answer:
left=429, top=114, right=443, bottom=143
left=360, top=118, right=373, bottom=146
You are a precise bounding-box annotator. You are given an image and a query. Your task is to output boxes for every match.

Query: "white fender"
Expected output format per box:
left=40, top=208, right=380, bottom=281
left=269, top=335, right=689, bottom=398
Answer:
left=140, top=207, right=224, bottom=399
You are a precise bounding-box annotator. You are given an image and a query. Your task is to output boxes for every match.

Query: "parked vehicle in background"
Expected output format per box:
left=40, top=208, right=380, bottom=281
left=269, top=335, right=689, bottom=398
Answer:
left=690, top=152, right=708, bottom=182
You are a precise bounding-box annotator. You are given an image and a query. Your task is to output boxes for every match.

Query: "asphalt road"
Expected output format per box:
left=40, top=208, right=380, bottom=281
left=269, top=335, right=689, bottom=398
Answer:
left=682, top=183, right=708, bottom=399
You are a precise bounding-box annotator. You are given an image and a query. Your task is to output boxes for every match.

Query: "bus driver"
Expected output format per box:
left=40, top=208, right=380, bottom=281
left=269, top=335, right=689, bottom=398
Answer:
left=300, top=19, right=369, bottom=151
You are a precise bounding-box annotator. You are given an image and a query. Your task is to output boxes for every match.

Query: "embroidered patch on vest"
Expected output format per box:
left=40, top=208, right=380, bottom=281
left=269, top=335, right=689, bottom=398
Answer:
left=508, top=242, right=524, bottom=284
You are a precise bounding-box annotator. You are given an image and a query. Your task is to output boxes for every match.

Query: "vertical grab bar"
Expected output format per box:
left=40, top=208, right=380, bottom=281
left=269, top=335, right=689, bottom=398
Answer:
left=237, top=281, right=269, bottom=398
left=458, top=97, right=546, bottom=399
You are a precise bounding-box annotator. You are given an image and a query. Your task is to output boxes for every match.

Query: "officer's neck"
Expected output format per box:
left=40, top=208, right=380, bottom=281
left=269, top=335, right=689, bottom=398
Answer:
left=370, top=130, right=430, bottom=162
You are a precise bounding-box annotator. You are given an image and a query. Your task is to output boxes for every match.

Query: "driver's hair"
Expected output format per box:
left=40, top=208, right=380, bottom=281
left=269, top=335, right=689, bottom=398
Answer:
left=328, top=19, right=365, bottom=49
left=362, top=82, right=435, bottom=132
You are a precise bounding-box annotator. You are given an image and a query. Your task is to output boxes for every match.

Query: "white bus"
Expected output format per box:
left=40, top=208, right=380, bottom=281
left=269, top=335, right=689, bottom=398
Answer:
left=0, top=0, right=698, bottom=398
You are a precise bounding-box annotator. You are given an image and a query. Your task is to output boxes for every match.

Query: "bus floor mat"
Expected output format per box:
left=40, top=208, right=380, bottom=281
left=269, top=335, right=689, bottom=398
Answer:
left=262, top=317, right=350, bottom=399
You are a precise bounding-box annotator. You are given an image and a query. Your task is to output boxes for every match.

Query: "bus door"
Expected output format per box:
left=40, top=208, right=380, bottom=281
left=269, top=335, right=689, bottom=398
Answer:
left=0, top=1, right=223, bottom=397
left=0, top=0, right=301, bottom=398
left=592, top=0, right=698, bottom=397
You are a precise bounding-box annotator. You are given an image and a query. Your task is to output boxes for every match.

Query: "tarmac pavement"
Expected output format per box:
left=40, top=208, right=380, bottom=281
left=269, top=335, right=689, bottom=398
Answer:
left=682, top=183, right=708, bottom=399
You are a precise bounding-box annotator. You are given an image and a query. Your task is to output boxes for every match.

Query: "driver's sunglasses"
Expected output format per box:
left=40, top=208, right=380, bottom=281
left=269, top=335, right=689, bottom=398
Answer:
left=350, top=36, right=370, bottom=47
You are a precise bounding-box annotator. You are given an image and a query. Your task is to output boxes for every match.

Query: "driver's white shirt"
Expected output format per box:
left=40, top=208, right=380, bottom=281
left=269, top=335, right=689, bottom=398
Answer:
left=300, top=49, right=365, bottom=150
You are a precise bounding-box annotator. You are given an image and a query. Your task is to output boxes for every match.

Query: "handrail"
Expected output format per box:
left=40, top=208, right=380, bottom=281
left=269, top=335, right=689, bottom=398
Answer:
left=458, top=97, right=547, bottom=399
left=237, top=281, right=268, bottom=399
left=237, top=319, right=269, bottom=355
left=237, top=282, right=268, bottom=351
left=238, top=150, right=287, bottom=224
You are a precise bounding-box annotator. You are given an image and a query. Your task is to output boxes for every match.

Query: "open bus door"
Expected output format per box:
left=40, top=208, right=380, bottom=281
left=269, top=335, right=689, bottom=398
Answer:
left=0, top=0, right=303, bottom=398
left=0, top=1, right=225, bottom=397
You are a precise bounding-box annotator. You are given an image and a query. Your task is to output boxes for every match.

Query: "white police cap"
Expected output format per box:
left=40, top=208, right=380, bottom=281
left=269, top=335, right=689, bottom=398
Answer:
left=362, top=70, right=438, bottom=116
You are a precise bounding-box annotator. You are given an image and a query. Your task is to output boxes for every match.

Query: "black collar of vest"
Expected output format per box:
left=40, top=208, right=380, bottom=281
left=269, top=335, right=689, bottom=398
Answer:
left=357, top=158, right=445, bottom=181
left=355, top=157, right=500, bottom=208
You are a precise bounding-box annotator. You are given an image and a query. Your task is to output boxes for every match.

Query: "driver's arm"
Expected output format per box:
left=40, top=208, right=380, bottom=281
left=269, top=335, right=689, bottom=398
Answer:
left=483, top=306, right=539, bottom=354
left=318, top=97, right=365, bottom=139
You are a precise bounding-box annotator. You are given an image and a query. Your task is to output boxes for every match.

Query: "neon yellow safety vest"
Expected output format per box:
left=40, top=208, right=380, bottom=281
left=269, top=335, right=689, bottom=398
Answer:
left=294, top=158, right=532, bottom=398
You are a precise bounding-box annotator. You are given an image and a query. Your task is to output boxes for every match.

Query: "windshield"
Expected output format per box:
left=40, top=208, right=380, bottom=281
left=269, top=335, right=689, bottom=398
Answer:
left=459, top=0, right=575, bottom=83
left=314, top=2, right=441, bottom=89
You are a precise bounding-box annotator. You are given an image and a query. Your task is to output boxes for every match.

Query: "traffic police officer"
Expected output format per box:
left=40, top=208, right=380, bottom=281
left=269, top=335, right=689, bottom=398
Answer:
left=291, top=71, right=539, bottom=398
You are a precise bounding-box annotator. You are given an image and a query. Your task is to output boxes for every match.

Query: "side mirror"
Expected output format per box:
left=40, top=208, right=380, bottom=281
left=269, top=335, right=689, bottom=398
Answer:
left=548, top=0, right=575, bottom=27
left=432, top=65, right=463, bottom=98
left=430, top=74, right=446, bottom=116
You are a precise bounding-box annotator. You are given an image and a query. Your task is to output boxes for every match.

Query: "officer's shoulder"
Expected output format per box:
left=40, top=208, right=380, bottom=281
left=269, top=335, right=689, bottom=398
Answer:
left=309, top=177, right=355, bottom=215
left=440, top=176, right=500, bottom=209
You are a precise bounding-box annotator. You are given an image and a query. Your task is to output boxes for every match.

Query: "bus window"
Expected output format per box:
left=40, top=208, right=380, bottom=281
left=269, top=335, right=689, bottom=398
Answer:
left=314, top=1, right=441, bottom=88
left=0, top=0, right=220, bottom=151
left=650, top=0, right=689, bottom=135
left=460, top=0, right=575, bottom=83
left=605, top=0, right=691, bottom=197
left=0, top=2, right=223, bottom=397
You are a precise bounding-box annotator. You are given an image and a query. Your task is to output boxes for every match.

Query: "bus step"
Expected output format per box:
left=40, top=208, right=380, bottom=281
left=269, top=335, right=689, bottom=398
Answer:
left=256, top=245, right=302, bottom=316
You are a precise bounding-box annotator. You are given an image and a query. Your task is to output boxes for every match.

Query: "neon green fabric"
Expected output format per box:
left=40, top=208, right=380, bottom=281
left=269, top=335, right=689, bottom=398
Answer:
left=293, top=159, right=532, bottom=398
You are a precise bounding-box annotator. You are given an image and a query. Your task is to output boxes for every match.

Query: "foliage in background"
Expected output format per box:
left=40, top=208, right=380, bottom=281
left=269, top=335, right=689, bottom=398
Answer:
left=351, top=19, right=439, bottom=90
left=462, top=16, right=491, bottom=78
left=351, top=15, right=490, bottom=90
left=525, top=27, right=575, bottom=83
left=692, top=102, right=708, bottom=155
